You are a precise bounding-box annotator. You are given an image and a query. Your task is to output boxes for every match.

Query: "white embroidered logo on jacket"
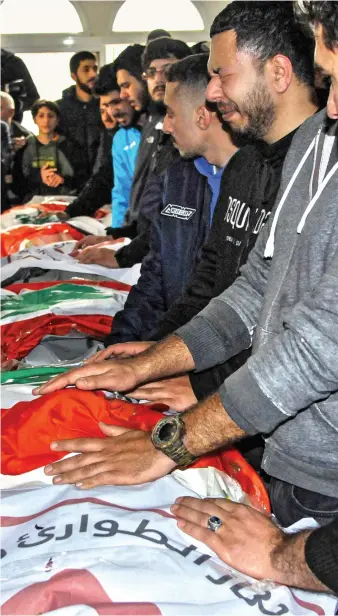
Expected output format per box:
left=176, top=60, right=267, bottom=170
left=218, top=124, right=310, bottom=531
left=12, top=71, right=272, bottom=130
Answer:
left=161, top=204, right=196, bottom=221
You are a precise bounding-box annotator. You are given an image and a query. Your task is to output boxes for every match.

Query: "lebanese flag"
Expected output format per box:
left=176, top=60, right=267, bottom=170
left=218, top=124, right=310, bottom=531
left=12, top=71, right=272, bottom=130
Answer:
left=1, top=222, right=84, bottom=257
left=1, top=387, right=270, bottom=513
left=1, top=280, right=130, bottom=364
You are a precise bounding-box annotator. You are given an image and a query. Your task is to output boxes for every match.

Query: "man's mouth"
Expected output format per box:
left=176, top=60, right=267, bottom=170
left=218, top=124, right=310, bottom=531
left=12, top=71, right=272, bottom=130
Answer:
left=153, top=86, right=165, bottom=95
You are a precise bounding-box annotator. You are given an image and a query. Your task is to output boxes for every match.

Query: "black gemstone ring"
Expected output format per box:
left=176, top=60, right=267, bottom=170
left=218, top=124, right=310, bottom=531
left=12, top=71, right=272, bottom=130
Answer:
left=207, top=515, right=223, bottom=532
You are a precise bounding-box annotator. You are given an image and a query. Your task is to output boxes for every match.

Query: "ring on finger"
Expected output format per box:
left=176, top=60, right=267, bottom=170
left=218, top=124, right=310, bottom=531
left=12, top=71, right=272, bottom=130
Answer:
left=207, top=515, right=223, bottom=532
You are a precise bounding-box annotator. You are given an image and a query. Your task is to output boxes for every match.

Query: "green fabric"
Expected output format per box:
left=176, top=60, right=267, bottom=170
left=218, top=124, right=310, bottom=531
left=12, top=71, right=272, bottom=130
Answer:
left=1, top=365, right=71, bottom=385
left=2, top=284, right=112, bottom=321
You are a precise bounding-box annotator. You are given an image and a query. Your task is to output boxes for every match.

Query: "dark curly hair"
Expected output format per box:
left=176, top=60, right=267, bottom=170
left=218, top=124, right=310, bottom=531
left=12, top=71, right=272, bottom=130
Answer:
left=210, top=1, right=315, bottom=87
left=31, top=99, right=60, bottom=119
left=295, top=1, right=338, bottom=50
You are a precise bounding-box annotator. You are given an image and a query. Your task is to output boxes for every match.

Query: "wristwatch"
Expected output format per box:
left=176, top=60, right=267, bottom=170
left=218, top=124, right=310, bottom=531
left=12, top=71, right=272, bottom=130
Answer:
left=151, top=415, right=197, bottom=467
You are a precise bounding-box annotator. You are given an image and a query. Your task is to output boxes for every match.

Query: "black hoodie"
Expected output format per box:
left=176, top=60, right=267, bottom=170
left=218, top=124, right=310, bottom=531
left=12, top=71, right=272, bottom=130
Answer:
left=56, top=85, right=102, bottom=181
left=151, top=129, right=298, bottom=400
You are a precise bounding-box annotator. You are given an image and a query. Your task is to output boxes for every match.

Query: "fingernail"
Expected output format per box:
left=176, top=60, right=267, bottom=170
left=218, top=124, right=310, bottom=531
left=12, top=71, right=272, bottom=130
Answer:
left=170, top=504, right=178, bottom=511
left=76, top=483, right=83, bottom=488
left=175, top=497, right=183, bottom=503
left=50, top=442, right=58, bottom=450
left=45, top=465, right=53, bottom=474
left=32, top=387, right=40, bottom=394
left=53, top=476, right=62, bottom=484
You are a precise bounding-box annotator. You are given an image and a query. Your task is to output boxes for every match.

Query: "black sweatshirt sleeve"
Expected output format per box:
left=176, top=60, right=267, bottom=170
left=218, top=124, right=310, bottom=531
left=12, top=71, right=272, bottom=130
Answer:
left=150, top=193, right=223, bottom=341
left=65, top=148, right=112, bottom=218
left=305, top=518, right=338, bottom=594
left=110, top=168, right=165, bottom=265
left=104, top=206, right=166, bottom=345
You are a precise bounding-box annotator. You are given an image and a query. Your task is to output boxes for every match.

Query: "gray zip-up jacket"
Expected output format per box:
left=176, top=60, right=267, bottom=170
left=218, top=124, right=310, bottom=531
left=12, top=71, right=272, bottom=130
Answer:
left=177, top=109, right=338, bottom=497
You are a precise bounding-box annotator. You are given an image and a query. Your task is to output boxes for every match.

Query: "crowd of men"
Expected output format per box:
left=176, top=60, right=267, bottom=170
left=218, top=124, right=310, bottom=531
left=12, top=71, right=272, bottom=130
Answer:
left=1, top=0, right=338, bottom=597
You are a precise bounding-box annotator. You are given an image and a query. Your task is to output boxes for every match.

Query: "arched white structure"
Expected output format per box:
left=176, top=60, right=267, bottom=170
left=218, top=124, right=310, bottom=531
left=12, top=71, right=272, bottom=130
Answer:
left=0, top=0, right=83, bottom=34
left=113, top=0, right=204, bottom=33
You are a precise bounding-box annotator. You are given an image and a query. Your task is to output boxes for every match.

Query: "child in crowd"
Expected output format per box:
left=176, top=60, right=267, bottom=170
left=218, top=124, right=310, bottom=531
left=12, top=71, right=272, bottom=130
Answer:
left=13, top=99, right=86, bottom=203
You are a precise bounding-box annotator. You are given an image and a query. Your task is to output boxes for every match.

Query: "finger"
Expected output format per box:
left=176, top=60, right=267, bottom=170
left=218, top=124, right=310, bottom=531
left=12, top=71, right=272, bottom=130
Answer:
left=99, top=422, right=131, bottom=437
left=128, top=387, right=168, bottom=400
left=50, top=437, right=106, bottom=455
left=173, top=496, right=237, bottom=518
left=86, top=347, right=114, bottom=363
left=175, top=517, right=221, bottom=553
left=170, top=503, right=211, bottom=529
left=74, top=372, right=124, bottom=392
left=33, top=362, right=112, bottom=394
left=44, top=449, right=104, bottom=475
left=51, top=459, right=114, bottom=485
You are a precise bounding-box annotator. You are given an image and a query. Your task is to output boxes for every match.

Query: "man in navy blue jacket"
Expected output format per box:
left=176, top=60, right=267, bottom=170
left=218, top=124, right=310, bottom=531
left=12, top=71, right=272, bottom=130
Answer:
left=104, top=55, right=238, bottom=344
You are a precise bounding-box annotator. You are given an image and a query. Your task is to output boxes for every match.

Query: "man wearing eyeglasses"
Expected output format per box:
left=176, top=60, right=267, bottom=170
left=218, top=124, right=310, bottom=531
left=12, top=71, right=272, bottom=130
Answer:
left=76, top=38, right=192, bottom=252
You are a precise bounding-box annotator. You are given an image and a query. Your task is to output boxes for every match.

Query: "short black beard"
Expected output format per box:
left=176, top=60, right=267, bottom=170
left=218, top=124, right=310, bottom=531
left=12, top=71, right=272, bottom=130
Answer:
left=77, top=79, right=94, bottom=95
left=151, top=99, right=166, bottom=115
left=233, top=78, right=276, bottom=142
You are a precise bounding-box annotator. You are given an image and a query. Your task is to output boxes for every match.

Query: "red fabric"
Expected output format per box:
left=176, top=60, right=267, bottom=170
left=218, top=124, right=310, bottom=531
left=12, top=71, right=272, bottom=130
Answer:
left=2, top=314, right=113, bottom=363
left=2, top=202, right=106, bottom=219
left=6, top=279, right=131, bottom=294
left=1, top=223, right=83, bottom=257
left=1, top=390, right=270, bottom=512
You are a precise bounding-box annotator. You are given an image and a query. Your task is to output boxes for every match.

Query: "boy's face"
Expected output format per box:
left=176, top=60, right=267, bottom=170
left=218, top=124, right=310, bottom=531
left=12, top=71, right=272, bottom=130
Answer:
left=34, top=106, right=58, bottom=134
left=314, top=24, right=338, bottom=120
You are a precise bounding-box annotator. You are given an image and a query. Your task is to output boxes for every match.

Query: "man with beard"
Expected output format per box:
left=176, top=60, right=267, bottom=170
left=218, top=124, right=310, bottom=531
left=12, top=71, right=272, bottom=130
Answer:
left=74, top=38, right=191, bottom=257
left=83, top=55, right=237, bottom=342
left=63, top=77, right=138, bottom=220
left=88, top=1, right=318, bottom=419
left=57, top=52, right=101, bottom=182
left=36, top=2, right=338, bottom=531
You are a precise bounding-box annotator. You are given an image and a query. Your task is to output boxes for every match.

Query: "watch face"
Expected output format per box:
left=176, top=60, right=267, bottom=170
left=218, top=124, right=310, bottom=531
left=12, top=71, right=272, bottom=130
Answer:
left=152, top=417, right=181, bottom=448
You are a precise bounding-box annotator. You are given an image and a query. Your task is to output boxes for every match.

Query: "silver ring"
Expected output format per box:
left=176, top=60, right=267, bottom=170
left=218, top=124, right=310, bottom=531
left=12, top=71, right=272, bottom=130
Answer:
left=207, top=515, right=223, bottom=532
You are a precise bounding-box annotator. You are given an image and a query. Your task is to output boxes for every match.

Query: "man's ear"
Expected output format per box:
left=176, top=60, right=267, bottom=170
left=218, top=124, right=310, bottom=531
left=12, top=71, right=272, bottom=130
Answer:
left=196, top=104, right=212, bottom=130
left=71, top=72, right=77, bottom=84
left=267, top=54, right=293, bottom=94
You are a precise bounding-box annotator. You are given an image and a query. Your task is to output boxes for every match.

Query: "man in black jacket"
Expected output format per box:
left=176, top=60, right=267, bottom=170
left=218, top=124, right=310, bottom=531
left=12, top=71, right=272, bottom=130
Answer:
left=104, top=55, right=238, bottom=345
left=1, top=48, right=39, bottom=122
left=96, top=1, right=318, bottom=414
left=73, top=38, right=192, bottom=253
left=63, top=77, right=136, bottom=220
left=56, top=51, right=101, bottom=182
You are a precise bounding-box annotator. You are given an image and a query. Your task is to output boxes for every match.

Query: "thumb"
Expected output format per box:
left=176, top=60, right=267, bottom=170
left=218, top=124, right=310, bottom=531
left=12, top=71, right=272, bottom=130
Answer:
left=99, top=422, right=130, bottom=437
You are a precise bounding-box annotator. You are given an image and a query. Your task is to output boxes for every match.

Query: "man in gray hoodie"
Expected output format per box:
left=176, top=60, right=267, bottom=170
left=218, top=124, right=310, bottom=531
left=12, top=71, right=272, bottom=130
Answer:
left=35, top=2, right=338, bottom=529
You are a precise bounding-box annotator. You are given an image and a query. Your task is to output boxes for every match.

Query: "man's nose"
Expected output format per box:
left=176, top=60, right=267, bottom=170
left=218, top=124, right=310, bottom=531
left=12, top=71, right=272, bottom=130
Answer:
left=120, top=88, right=129, bottom=100
left=327, top=85, right=338, bottom=120
left=162, top=114, right=172, bottom=134
left=206, top=75, right=222, bottom=103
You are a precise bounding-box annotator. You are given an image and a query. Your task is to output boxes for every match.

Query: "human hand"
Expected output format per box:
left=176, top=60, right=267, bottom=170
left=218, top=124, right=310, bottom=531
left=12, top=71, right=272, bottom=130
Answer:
left=130, top=375, right=197, bottom=411
left=76, top=246, right=118, bottom=267
left=48, top=172, right=64, bottom=188
left=41, top=164, right=57, bottom=186
left=70, top=235, right=108, bottom=256
left=171, top=497, right=283, bottom=581
left=13, top=136, right=27, bottom=151
left=44, top=423, right=176, bottom=488
left=87, top=341, right=155, bottom=363
left=33, top=359, right=139, bottom=396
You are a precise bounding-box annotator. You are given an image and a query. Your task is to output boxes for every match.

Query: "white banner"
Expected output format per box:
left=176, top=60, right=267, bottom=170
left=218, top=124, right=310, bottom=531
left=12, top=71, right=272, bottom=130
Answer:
left=1, top=479, right=336, bottom=616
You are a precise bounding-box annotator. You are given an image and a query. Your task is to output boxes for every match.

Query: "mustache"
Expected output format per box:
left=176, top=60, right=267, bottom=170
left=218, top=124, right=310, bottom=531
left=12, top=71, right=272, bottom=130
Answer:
left=113, top=111, right=127, bottom=119
left=152, top=85, right=165, bottom=95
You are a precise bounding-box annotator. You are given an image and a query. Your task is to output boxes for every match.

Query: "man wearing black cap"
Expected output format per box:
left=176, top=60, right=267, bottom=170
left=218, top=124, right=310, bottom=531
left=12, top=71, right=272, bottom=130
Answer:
left=76, top=38, right=191, bottom=250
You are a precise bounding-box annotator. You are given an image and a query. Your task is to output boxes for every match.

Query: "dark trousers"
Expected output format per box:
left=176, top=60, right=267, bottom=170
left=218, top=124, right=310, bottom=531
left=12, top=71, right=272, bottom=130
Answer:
left=269, top=478, right=338, bottom=527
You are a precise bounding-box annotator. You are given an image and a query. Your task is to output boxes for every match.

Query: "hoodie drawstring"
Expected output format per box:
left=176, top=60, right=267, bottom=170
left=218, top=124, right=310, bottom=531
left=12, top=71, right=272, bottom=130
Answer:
left=296, top=159, right=338, bottom=233
left=264, top=135, right=317, bottom=258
